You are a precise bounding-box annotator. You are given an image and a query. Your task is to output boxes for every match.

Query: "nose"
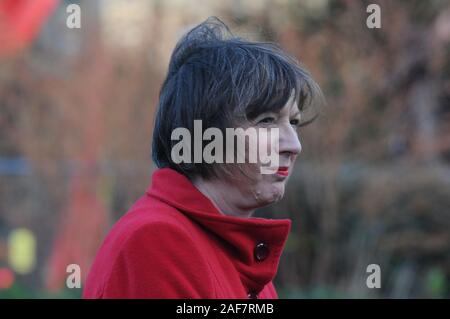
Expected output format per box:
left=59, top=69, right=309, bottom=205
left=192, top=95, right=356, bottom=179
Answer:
left=278, top=124, right=302, bottom=157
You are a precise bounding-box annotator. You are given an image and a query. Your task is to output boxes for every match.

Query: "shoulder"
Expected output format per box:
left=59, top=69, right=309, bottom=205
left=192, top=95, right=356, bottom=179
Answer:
left=84, top=195, right=215, bottom=298
left=97, top=194, right=195, bottom=250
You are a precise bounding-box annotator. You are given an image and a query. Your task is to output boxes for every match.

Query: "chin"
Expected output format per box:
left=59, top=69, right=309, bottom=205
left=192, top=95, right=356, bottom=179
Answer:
left=259, top=182, right=285, bottom=206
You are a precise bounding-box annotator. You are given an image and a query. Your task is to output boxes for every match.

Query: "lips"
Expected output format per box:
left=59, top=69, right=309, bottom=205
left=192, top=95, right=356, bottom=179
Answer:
left=276, top=166, right=289, bottom=177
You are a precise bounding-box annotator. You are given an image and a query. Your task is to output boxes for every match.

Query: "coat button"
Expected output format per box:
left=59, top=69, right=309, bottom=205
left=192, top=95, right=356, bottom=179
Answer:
left=248, top=292, right=258, bottom=299
left=254, top=242, right=269, bottom=261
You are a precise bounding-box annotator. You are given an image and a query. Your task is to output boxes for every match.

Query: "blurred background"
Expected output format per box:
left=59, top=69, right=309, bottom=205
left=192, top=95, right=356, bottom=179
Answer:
left=0, top=0, right=449, bottom=299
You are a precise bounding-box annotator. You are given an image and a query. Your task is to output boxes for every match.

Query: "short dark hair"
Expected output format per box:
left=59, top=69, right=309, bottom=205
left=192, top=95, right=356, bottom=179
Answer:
left=152, top=17, right=321, bottom=179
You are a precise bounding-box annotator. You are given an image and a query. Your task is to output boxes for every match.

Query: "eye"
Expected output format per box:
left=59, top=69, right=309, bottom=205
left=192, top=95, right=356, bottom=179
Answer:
left=257, top=116, right=276, bottom=125
left=290, top=118, right=301, bottom=127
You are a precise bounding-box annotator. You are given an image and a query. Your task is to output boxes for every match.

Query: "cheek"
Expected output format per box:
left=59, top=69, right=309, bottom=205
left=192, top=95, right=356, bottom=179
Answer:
left=257, top=176, right=285, bottom=203
left=257, top=130, right=279, bottom=157
left=246, top=128, right=279, bottom=162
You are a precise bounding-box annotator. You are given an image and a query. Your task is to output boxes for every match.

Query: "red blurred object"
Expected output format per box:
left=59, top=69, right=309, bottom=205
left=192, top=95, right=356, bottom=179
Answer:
left=0, top=0, right=59, bottom=57
left=0, top=267, right=15, bottom=290
left=45, top=166, right=109, bottom=292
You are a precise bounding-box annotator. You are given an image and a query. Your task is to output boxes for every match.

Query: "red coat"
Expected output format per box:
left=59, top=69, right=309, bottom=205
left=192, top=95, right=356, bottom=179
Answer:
left=83, top=168, right=291, bottom=298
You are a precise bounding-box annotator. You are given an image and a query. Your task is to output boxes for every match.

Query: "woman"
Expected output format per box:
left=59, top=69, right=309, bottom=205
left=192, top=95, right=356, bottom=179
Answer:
left=83, top=17, right=321, bottom=299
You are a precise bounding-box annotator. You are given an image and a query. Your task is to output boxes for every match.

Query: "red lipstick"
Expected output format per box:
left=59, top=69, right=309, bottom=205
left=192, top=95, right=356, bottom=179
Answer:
left=276, top=167, right=289, bottom=177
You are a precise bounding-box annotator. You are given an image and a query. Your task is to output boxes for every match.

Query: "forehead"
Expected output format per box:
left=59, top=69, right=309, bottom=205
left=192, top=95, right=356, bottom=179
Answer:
left=278, top=95, right=299, bottom=114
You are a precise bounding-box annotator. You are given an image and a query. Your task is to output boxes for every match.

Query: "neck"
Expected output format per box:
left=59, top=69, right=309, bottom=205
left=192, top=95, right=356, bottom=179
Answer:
left=192, top=176, right=255, bottom=218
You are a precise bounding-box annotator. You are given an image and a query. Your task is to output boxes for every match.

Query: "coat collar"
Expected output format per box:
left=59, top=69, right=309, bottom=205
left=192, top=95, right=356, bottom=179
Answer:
left=146, top=168, right=291, bottom=294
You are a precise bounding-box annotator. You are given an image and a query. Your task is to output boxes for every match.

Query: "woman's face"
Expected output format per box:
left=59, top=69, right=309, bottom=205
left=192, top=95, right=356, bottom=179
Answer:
left=223, top=96, right=302, bottom=212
